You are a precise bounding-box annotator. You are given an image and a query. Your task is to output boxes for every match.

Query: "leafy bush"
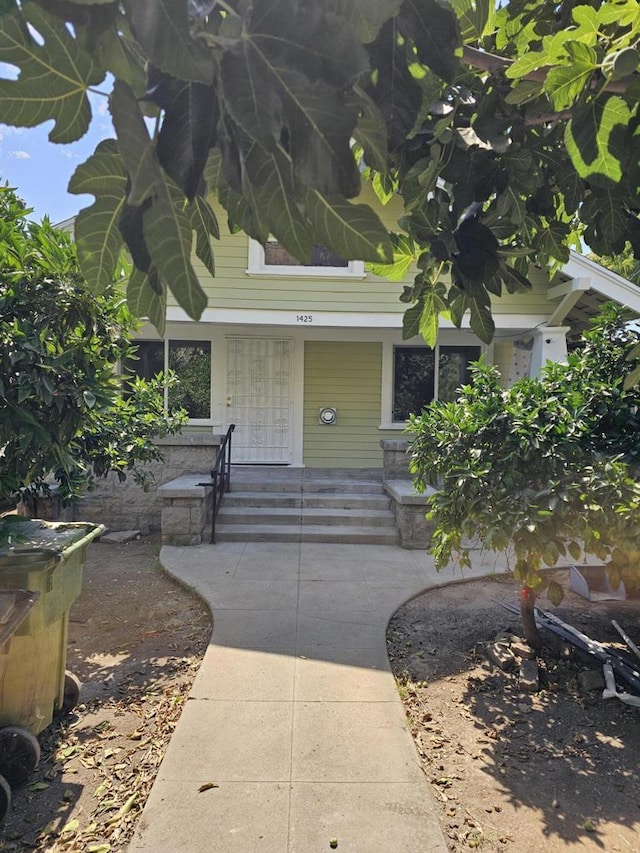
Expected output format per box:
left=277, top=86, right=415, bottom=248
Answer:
left=408, top=305, right=640, bottom=608
left=0, top=185, right=186, bottom=507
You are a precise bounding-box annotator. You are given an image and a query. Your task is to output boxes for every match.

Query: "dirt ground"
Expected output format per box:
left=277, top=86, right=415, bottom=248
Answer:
left=3, top=538, right=639, bottom=853
left=387, top=572, right=640, bottom=852
left=0, top=534, right=211, bottom=852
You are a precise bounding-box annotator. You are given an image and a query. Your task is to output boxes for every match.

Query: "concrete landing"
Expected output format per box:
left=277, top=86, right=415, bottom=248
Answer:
left=128, top=542, right=505, bottom=852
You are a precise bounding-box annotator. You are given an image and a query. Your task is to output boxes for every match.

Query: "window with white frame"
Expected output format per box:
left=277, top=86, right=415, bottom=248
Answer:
left=248, top=238, right=365, bottom=277
left=125, top=339, right=212, bottom=422
left=391, top=344, right=481, bottom=422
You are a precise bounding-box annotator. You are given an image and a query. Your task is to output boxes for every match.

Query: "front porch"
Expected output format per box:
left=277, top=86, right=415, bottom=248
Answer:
left=159, top=441, right=433, bottom=549
left=61, top=420, right=433, bottom=549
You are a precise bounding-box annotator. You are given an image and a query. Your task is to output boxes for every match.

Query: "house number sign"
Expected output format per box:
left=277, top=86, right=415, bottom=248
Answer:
left=296, top=314, right=313, bottom=323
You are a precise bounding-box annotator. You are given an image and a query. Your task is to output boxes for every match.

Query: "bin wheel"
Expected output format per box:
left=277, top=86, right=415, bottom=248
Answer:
left=0, top=774, right=10, bottom=825
left=62, top=671, right=82, bottom=714
left=0, top=727, right=40, bottom=786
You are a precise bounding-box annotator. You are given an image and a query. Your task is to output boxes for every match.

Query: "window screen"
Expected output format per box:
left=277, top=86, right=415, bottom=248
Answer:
left=124, top=340, right=212, bottom=420
left=392, top=345, right=481, bottom=421
left=263, top=240, right=348, bottom=268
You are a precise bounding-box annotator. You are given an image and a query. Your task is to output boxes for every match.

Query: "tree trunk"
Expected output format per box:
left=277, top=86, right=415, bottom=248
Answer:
left=520, top=585, right=542, bottom=648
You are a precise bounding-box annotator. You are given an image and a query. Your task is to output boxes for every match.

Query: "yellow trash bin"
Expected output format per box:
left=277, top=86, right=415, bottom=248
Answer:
left=0, top=521, right=104, bottom=735
left=0, top=589, right=40, bottom=821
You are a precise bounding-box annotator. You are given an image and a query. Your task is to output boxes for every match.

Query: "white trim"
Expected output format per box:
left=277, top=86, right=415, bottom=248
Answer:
left=132, top=337, right=214, bottom=426
left=224, top=335, right=295, bottom=464
left=530, top=326, right=570, bottom=377
left=561, top=250, right=640, bottom=314
left=547, top=278, right=588, bottom=301
left=547, top=277, right=589, bottom=326
left=291, top=338, right=304, bottom=465
left=165, top=305, right=551, bottom=331
left=53, top=216, right=75, bottom=235
left=211, top=334, right=227, bottom=429
left=380, top=335, right=485, bottom=428
left=168, top=338, right=213, bottom=426
left=247, top=239, right=366, bottom=278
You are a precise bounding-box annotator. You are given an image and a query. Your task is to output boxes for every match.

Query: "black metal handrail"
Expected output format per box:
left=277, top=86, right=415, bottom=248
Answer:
left=198, top=424, right=235, bottom=544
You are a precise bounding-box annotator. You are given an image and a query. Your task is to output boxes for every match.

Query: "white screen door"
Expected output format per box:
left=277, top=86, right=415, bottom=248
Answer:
left=226, top=337, right=293, bottom=463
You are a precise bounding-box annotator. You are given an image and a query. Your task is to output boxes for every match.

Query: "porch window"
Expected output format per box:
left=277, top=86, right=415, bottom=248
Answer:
left=126, top=339, right=212, bottom=422
left=247, top=238, right=365, bottom=277
left=392, top=345, right=481, bottom=422
left=168, top=340, right=211, bottom=419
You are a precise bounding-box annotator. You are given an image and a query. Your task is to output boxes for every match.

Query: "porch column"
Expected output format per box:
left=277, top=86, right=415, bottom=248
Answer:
left=529, top=326, right=570, bottom=377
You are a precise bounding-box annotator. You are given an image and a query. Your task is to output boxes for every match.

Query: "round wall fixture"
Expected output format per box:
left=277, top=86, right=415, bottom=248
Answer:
left=318, top=406, right=337, bottom=425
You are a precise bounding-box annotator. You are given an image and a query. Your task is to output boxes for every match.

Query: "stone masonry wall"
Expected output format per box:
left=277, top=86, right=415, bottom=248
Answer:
left=159, top=476, right=212, bottom=546
left=71, top=433, right=222, bottom=533
left=383, top=480, right=435, bottom=550
left=380, top=438, right=412, bottom=479
left=381, top=439, right=435, bottom=550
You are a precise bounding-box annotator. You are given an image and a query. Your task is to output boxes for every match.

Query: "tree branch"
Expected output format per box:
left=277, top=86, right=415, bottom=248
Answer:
left=462, top=44, right=632, bottom=94
left=523, top=110, right=574, bottom=126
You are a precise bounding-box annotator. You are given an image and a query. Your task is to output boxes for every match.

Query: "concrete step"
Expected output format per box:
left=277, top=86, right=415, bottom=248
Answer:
left=217, top=506, right=395, bottom=527
left=217, top=469, right=397, bottom=544
left=215, top=523, right=399, bottom=545
left=223, top=491, right=391, bottom=510
left=225, top=479, right=385, bottom=495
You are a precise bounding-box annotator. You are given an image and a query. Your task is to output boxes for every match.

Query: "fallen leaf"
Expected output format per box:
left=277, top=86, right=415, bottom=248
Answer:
left=198, top=782, right=219, bottom=792
left=94, top=781, right=110, bottom=798
left=105, top=792, right=138, bottom=825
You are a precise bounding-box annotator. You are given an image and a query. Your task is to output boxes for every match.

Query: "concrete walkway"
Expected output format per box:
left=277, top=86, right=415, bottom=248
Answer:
left=129, top=541, right=504, bottom=852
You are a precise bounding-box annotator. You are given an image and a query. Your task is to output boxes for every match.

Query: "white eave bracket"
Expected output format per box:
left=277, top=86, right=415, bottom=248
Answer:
left=546, top=277, right=590, bottom=326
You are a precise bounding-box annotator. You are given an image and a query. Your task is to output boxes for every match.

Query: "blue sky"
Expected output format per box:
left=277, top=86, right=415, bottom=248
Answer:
left=0, top=91, right=114, bottom=225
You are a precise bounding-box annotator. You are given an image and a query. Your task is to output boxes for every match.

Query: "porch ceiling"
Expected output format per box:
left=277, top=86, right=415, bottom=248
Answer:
left=564, top=288, right=637, bottom=344
left=549, top=251, right=640, bottom=343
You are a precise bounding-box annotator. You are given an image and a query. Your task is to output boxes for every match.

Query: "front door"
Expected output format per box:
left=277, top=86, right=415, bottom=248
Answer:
left=226, top=337, right=293, bottom=463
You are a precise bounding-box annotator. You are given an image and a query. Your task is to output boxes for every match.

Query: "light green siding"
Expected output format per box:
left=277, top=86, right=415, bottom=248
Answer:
left=491, top=265, right=552, bottom=315
left=303, top=341, right=399, bottom=468
left=170, top=190, right=407, bottom=314
left=187, top=235, right=408, bottom=314
left=169, top=194, right=555, bottom=321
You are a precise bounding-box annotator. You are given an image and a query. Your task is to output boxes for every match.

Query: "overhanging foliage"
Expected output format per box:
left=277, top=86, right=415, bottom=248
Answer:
left=1, top=0, right=639, bottom=342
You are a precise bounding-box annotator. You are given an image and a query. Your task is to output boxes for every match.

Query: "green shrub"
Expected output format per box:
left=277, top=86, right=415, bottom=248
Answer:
left=409, top=305, right=640, bottom=605
left=0, top=185, right=186, bottom=507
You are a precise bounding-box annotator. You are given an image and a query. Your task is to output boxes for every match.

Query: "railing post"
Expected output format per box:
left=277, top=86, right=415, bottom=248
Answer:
left=199, top=424, right=235, bottom=545
left=226, top=426, right=233, bottom=493
left=210, top=470, right=219, bottom=544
